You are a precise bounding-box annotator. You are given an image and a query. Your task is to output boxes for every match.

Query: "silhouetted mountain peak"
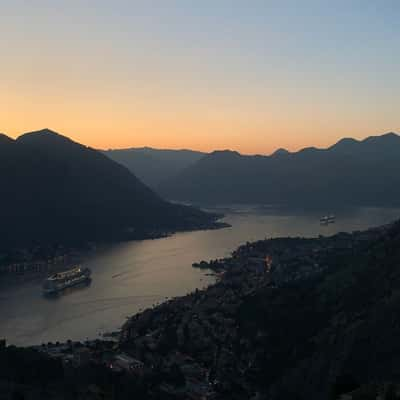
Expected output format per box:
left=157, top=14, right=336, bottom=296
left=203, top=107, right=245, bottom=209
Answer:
left=326, top=132, right=400, bottom=153
left=17, top=128, right=74, bottom=145
left=382, top=131, right=398, bottom=137
left=0, top=133, right=14, bottom=145
left=272, top=148, right=290, bottom=156
left=198, top=150, right=243, bottom=165
left=209, top=150, right=241, bottom=158
left=158, top=131, right=400, bottom=206
left=16, top=129, right=93, bottom=161
left=334, top=137, right=359, bottom=145
left=357, top=132, right=400, bottom=153
left=297, top=146, right=319, bottom=155
left=0, top=128, right=216, bottom=249
left=329, top=137, right=359, bottom=151
left=36, top=128, right=57, bottom=135
left=363, top=131, right=399, bottom=143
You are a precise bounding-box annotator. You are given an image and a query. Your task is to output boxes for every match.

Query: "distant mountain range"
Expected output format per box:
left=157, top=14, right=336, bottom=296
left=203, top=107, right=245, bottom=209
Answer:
left=0, top=129, right=218, bottom=251
left=103, top=147, right=205, bottom=189
left=156, top=132, right=400, bottom=207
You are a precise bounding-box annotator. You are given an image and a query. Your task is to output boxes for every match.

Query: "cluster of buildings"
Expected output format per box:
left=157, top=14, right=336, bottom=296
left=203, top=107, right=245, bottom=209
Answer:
left=35, top=340, right=144, bottom=375
left=0, top=245, right=91, bottom=277
left=118, top=226, right=390, bottom=398
left=0, top=255, right=69, bottom=274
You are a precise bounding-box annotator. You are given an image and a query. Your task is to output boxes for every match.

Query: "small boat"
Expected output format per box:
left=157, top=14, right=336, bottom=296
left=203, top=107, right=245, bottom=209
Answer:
left=320, top=216, right=329, bottom=224
left=43, top=266, right=91, bottom=295
left=320, top=215, right=336, bottom=225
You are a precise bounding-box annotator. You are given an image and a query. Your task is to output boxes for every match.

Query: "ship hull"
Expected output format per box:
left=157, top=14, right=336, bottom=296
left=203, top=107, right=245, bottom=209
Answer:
left=43, top=267, right=91, bottom=295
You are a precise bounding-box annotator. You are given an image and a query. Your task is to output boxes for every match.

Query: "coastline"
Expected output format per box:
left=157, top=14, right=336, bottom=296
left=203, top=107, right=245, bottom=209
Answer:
left=0, top=217, right=230, bottom=289
left=21, top=220, right=390, bottom=348
left=3, top=206, right=399, bottom=349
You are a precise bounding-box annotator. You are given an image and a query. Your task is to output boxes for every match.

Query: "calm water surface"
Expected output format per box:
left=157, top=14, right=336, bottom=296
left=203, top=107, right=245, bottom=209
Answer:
left=1, top=206, right=399, bottom=346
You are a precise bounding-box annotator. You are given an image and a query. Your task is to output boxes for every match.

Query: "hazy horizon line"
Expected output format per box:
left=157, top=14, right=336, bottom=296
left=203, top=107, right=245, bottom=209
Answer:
left=4, top=128, right=399, bottom=157
left=96, top=130, right=400, bottom=156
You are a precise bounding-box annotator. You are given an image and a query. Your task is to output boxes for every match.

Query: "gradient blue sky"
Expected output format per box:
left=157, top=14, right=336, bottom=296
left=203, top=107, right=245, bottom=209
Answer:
left=2, top=1, right=399, bottom=153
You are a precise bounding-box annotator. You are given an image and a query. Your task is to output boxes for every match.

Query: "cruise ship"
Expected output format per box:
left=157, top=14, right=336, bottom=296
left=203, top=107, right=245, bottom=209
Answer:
left=43, top=266, right=91, bottom=295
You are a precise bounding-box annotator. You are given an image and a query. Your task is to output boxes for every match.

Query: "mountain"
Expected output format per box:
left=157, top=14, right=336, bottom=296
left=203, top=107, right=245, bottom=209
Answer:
left=272, top=147, right=290, bottom=156
left=0, top=129, right=218, bottom=251
left=103, top=147, right=206, bottom=189
left=158, top=132, right=400, bottom=206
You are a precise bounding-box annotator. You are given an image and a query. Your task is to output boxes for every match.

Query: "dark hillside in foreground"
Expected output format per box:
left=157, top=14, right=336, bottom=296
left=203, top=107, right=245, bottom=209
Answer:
left=0, top=129, right=218, bottom=251
left=118, top=219, right=400, bottom=399
left=158, top=132, right=400, bottom=206
left=237, top=220, right=400, bottom=399
left=103, top=147, right=205, bottom=189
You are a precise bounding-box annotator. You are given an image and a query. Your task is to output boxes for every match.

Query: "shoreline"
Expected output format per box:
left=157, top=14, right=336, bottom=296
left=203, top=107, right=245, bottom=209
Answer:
left=0, top=218, right=230, bottom=289
left=18, top=221, right=389, bottom=349
left=1, top=207, right=396, bottom=350
left=1, top=215, right=390, bottom=348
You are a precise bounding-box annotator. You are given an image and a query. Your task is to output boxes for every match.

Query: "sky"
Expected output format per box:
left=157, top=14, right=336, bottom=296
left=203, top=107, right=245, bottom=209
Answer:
left=1, top=0, right=399, bottom=154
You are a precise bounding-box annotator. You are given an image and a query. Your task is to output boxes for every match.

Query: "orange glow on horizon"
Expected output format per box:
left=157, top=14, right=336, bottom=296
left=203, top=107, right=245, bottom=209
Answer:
left=4, top=87, right=399, bottom=154
left=2, top=51, right=398, bottom=155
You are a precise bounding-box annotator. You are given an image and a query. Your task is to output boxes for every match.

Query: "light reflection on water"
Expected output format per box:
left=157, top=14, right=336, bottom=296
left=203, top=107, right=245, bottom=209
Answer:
left=0, top=206, right=399, bottom=346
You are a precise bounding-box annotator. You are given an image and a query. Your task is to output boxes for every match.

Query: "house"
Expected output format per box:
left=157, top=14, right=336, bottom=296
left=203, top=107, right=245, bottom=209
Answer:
left=110, top=353, right=144, bottom=373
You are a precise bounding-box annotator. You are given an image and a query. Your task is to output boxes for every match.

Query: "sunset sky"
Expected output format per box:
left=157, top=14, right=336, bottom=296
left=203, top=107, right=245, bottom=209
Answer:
left=2, top=1, right=399, bottom=154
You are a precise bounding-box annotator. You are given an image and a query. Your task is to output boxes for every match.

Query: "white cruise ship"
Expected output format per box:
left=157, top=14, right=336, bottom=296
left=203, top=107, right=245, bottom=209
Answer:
left=43, top=266, right=91, bottom=295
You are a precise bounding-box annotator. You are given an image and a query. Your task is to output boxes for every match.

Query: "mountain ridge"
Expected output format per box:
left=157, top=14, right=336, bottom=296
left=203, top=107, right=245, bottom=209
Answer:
left=103, top=146, right=206, bottom=189
left=157, top=132, right=400, bottom=206
left=0, top=129, right=219, bottom=251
